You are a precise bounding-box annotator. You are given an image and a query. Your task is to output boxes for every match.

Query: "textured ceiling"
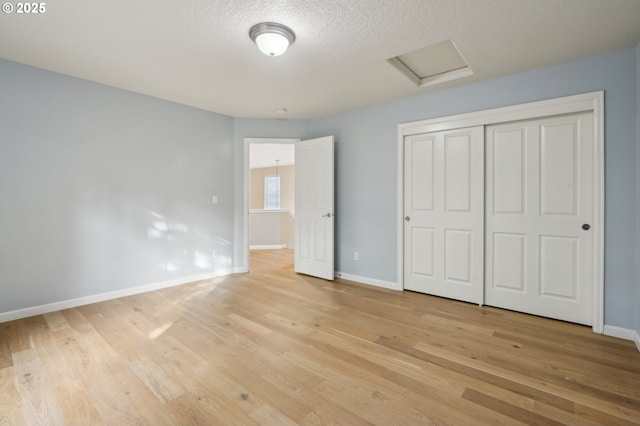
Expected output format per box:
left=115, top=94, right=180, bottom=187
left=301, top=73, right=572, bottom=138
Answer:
left=1, top=0, right=639, bottom=119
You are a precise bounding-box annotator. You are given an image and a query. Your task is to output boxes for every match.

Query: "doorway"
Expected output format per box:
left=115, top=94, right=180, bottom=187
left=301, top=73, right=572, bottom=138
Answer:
left=243, top=136, right=336, bottom=280
left=244, top=138, right=298, bottom=271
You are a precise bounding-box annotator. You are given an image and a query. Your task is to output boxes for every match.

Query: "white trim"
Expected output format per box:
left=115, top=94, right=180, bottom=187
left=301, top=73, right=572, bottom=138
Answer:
left=420, top=67, right=473, bottom=88
left=603, top=325, right=638, bottom=342
left=249, top=209, right=295, bottom=219
left=397, top=91, right=605, bottom=334
left=593, top=92, right=605, bottom=334
left=635, top=331, right=640, bottom=352
left=397, top=125, right=405, bottom=290
left=399, top=92, right=601, bottom=136
left=250, top=244, right=287, bottom=250
left=244, top=138, right=300, bottom=273
left=0, top=270, right=237, bottom=324
left=249, top=209, right=294, bottom=216
left=335, top=272, right=401, bottom=291
left=387, top=57, right=421, bottom=86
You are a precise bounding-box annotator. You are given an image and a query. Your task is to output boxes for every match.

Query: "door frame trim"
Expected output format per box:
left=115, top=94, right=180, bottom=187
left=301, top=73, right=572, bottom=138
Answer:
left=243, top=137, right=300, bottom=272
left=396, top=91, right=605, bottom=333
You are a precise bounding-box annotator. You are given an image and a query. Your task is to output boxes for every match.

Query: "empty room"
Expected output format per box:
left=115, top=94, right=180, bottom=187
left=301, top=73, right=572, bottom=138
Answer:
left=1, top=0, right=640, bottom=424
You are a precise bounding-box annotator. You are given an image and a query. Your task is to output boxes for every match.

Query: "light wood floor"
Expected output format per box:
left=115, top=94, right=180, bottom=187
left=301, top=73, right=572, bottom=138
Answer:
left=1, top=249, right=639, bottom=425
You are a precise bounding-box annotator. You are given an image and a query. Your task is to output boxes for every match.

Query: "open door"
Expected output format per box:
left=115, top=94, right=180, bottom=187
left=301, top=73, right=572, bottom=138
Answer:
left=295, top=136, right=334, bottom=280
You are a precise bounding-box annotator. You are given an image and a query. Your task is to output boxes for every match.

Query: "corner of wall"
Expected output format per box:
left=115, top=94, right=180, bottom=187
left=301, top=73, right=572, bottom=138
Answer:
left=636, top=41, right=640, bottom=343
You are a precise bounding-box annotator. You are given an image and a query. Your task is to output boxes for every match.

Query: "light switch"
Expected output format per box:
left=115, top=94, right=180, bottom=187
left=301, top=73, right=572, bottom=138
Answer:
left=212, top=195, right=218, bottom=205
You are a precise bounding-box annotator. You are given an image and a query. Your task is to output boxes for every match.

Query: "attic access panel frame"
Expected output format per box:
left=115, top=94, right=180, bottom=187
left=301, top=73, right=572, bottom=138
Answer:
left=388, top=39, right=473, bottom=88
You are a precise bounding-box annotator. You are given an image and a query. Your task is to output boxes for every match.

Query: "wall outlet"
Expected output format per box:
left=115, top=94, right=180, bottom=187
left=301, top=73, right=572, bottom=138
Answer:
left=354, top=251, right=359, bottom=261
left=212, top=195, right=218, bottom=205
left=212, top=250, right=218, bottom=259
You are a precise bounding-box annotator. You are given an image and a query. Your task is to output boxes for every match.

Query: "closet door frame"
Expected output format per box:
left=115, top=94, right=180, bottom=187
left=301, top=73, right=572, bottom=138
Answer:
left=396, top=91, right=604, bottom=333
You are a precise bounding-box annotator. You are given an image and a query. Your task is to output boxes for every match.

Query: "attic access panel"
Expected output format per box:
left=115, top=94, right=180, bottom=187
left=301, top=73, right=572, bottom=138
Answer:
left=388, top=40, right=473, bottom=87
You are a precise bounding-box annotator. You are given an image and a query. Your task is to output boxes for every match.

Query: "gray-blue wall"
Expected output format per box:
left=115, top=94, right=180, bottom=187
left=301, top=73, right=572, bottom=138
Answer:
left=0, top=59, right=235, bottom=314
left=303, top=48, right=637, bottom=328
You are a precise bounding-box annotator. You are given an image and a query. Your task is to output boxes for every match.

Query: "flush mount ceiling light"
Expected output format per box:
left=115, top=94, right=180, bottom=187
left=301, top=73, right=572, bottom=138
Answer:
left=249, top=22, right=296, bottom=57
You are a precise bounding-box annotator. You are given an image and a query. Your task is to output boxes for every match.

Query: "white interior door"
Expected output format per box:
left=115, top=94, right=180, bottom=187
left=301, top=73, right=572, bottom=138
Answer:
left=295, top=136, right=335, bottom=280
left=403, top=127, right=484, bottom=303
left=485, top=112, right=594, bottom=325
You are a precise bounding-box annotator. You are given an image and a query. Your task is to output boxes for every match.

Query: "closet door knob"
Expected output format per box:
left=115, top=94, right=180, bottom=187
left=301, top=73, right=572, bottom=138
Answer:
left=405, top=216, right=411, bottom=222
left=582, top=224, right=590, bottom=231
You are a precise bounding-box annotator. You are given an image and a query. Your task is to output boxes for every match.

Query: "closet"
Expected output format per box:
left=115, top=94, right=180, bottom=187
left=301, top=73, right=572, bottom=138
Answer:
left=399, top=93, right=602, bottom=328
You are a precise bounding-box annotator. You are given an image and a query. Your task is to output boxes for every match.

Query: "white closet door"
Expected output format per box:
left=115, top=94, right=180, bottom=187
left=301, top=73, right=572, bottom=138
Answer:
left=403, top=127, right=484, bottom=304
left=485, top=112, right=594, bottom=325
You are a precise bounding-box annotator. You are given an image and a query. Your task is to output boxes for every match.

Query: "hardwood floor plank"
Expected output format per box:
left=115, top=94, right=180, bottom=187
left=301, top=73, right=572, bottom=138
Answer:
left=462, top=387, right=565, bottom=426
left=400, top=313, right=640, bottom=405
left=492, top=330, right=640, bottom=374
left=573, top=402, right=640, bottom=426
left=0, top=406, right=27, bottom=426
left=166, top=391, right=255, bottom=426
left=149, top=333, right=210, bottom=375
left=28, top=317, right=76, bottom=388
left=83, top=356, right=191, bottom=425
left=3, top=320, right=33, bottom=354
left=54, top=380, right=103, bottom=425
left=0, top=330, right=13, bottom=369
left=380, top=369, right=528, bottom=425
left=0, top=366, right=27, bottom=425
left=483, top=350, right=640, bottom=408
left=320, top=319, right=381, bottom=342
left=12, top=349, right=66, bottom=425
left=298, top=396, right=374, bottom=426
left=184, top=367, right=267, bottom=423
left=52, top=327, right=114, bottom=380
left=140, top=335, right=261, bottom=424
left=226, top=312, right=274, bottom=336
left=249, top=403, right=298, bottom=426
left=532, top=400, right=604, bottom=426
left=282, top=348, right=410, bottom=407
left=129, top=358, right=184, bottom=403
left=42, top=312, right=71, bottom=332
left=222, top=359, right=314, bottom=423
left=83, top=307, right=149, bottom=362
left=60, top=309, right=95, bottom=335
left=415, top=340, right=640, bottom=423
left=314, top=378, right=437, bottom=425
left=376, top=334, right=577, bottom=412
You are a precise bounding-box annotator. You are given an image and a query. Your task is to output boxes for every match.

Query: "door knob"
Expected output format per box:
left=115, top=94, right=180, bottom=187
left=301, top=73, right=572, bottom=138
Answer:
left=582, top=224, right=590, bottom=231
left=323, top=213, right=333, bottom=218
left=405, top=216, right=411, bottom=222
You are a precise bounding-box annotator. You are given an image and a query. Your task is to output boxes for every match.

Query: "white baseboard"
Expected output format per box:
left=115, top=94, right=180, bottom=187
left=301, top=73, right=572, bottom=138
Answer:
left=335, top=271, right=401, bottom=291
left=250, top=245, right=287, bottom=250
left=0, top=270, right=234, bottom=324
left=604, top=325, right=640, bottom=351
left=603, top=324, right=639, bottom=344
